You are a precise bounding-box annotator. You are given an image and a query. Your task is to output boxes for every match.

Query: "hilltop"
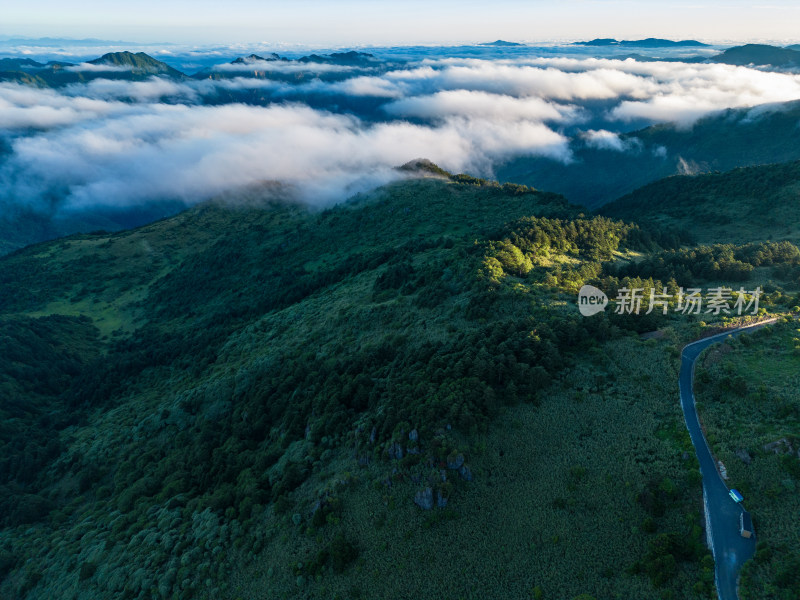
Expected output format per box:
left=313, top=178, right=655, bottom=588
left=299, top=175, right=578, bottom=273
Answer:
left=88, top=50, right=185, bottom=77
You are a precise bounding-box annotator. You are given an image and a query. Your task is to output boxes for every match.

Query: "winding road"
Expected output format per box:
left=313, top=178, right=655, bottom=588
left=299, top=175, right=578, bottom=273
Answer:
left=679, top=320, right=775, bottom=600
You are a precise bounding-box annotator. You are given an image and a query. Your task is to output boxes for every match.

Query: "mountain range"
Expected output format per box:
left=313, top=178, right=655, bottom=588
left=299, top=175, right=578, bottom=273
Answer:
left=0, top=49, right=383, bottom=87
left=4, top=42, right=800, bottom=89
left=575, top=38, right=710, bottom=47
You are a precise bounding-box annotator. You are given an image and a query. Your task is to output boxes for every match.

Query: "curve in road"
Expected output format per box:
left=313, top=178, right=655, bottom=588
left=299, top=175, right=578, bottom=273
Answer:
left=679, top=321, right=775, bottom=600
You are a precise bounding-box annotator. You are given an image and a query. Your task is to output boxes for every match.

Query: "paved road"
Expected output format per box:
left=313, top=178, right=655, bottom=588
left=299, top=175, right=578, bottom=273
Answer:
left=679, top=322, right=775, bottom=600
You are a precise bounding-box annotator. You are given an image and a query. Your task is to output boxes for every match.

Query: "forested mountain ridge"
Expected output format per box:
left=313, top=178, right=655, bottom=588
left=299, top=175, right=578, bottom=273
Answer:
left=0, top=175, right=622, bottom=599
left=1, top=168, right=798, bottom=599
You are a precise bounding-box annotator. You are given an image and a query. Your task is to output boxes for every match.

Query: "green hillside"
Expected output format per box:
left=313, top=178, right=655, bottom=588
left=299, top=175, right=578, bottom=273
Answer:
left=600, top=160, right=800, bottom=245
left=0, top=201, right=190, bottom=257
left=0, top=171, right=797, bottom=599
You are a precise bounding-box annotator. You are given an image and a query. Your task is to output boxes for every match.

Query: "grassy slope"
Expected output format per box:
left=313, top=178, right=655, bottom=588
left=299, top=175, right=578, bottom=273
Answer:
left=232, top=334, right=712, bottom=600
left=695, top=320, right=800, bottom=600
left=5, top=169, right=800, bottom=599
left=0, top=176, right=725, bottom=600
left=600, top=161, right=800, bottom=246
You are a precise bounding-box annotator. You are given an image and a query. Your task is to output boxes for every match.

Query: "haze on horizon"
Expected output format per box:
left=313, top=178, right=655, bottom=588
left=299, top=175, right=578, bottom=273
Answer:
left=2, top=0, right=800, bottom=46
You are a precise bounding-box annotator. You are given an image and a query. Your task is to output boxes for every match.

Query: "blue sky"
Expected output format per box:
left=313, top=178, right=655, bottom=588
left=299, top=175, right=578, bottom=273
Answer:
left=2, top=0, right=800, bottom=45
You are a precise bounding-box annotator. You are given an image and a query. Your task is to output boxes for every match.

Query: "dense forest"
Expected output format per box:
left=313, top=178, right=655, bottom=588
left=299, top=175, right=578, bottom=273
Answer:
left=0, top=165, right=798, bottom=599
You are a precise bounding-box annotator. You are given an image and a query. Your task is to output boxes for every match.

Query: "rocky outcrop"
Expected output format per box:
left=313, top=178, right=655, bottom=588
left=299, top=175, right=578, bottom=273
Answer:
left=763, top=438, right=794, bottom=455
left=735, top=449, right=752, bottom=465
left=387, top=442, right=403, bottom=460
left=414, top=487, right=434, bottom=510
left=447, top=453, right=464, bottom=470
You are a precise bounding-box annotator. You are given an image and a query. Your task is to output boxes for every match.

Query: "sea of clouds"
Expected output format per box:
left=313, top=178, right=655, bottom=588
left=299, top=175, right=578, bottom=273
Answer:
left=3, top=52, right=800, bottom=213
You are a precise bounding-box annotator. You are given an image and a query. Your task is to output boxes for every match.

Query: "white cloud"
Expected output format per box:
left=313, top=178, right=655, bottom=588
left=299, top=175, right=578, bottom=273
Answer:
left=378, top=61, right=658, bottom=101
left=384, top=90, right=580, bottom=122
left=381, top=58, right=800, bottom=124
left=325, top=76, right=403, bottom=98
left=212, top=60, right=358, bottom=74
left=65, top=62, right=133, bottom=73
left=0, top=83, right=134, bottom=128
left=71, top=77, right=200, bottom=102
left=582, top=129, right=630, bottom=152
left=4, top=53, right=800, bottom=218
left=1, top=100, right=568, bottom=210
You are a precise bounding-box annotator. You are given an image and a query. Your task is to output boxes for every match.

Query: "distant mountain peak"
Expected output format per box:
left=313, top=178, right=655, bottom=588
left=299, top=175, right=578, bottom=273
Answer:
left=577, top=38, right=709, bottom=48
left=397, top=158, right=452, bottom=178
left=580, top=38, right=619, bottom=46
left=0, top=57, right=46, bottom=69
left=714, top=44, right=800, bottom=67
left=231, top=53, right=282, bottom=64
left=88, top=51, right=184, bottom=76
left=298, top=50, right=378, bottom=66
left=480, top=40, right=524, bottom=47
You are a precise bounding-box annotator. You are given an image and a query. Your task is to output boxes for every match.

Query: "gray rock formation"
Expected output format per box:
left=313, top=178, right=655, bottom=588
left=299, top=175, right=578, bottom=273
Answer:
left=447, top=453, right=464, bottom=470
left=414, top=487, right=434, bottom=510
left=387, top=442, right=404, bottom=460
left=735, top=449, right=752, bottom=464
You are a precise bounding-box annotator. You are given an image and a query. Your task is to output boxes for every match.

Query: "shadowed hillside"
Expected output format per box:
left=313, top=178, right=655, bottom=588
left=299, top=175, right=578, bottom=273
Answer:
left=600, top=160, right=800, bottom=245
left=499, top=100, right=800, bottom=208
